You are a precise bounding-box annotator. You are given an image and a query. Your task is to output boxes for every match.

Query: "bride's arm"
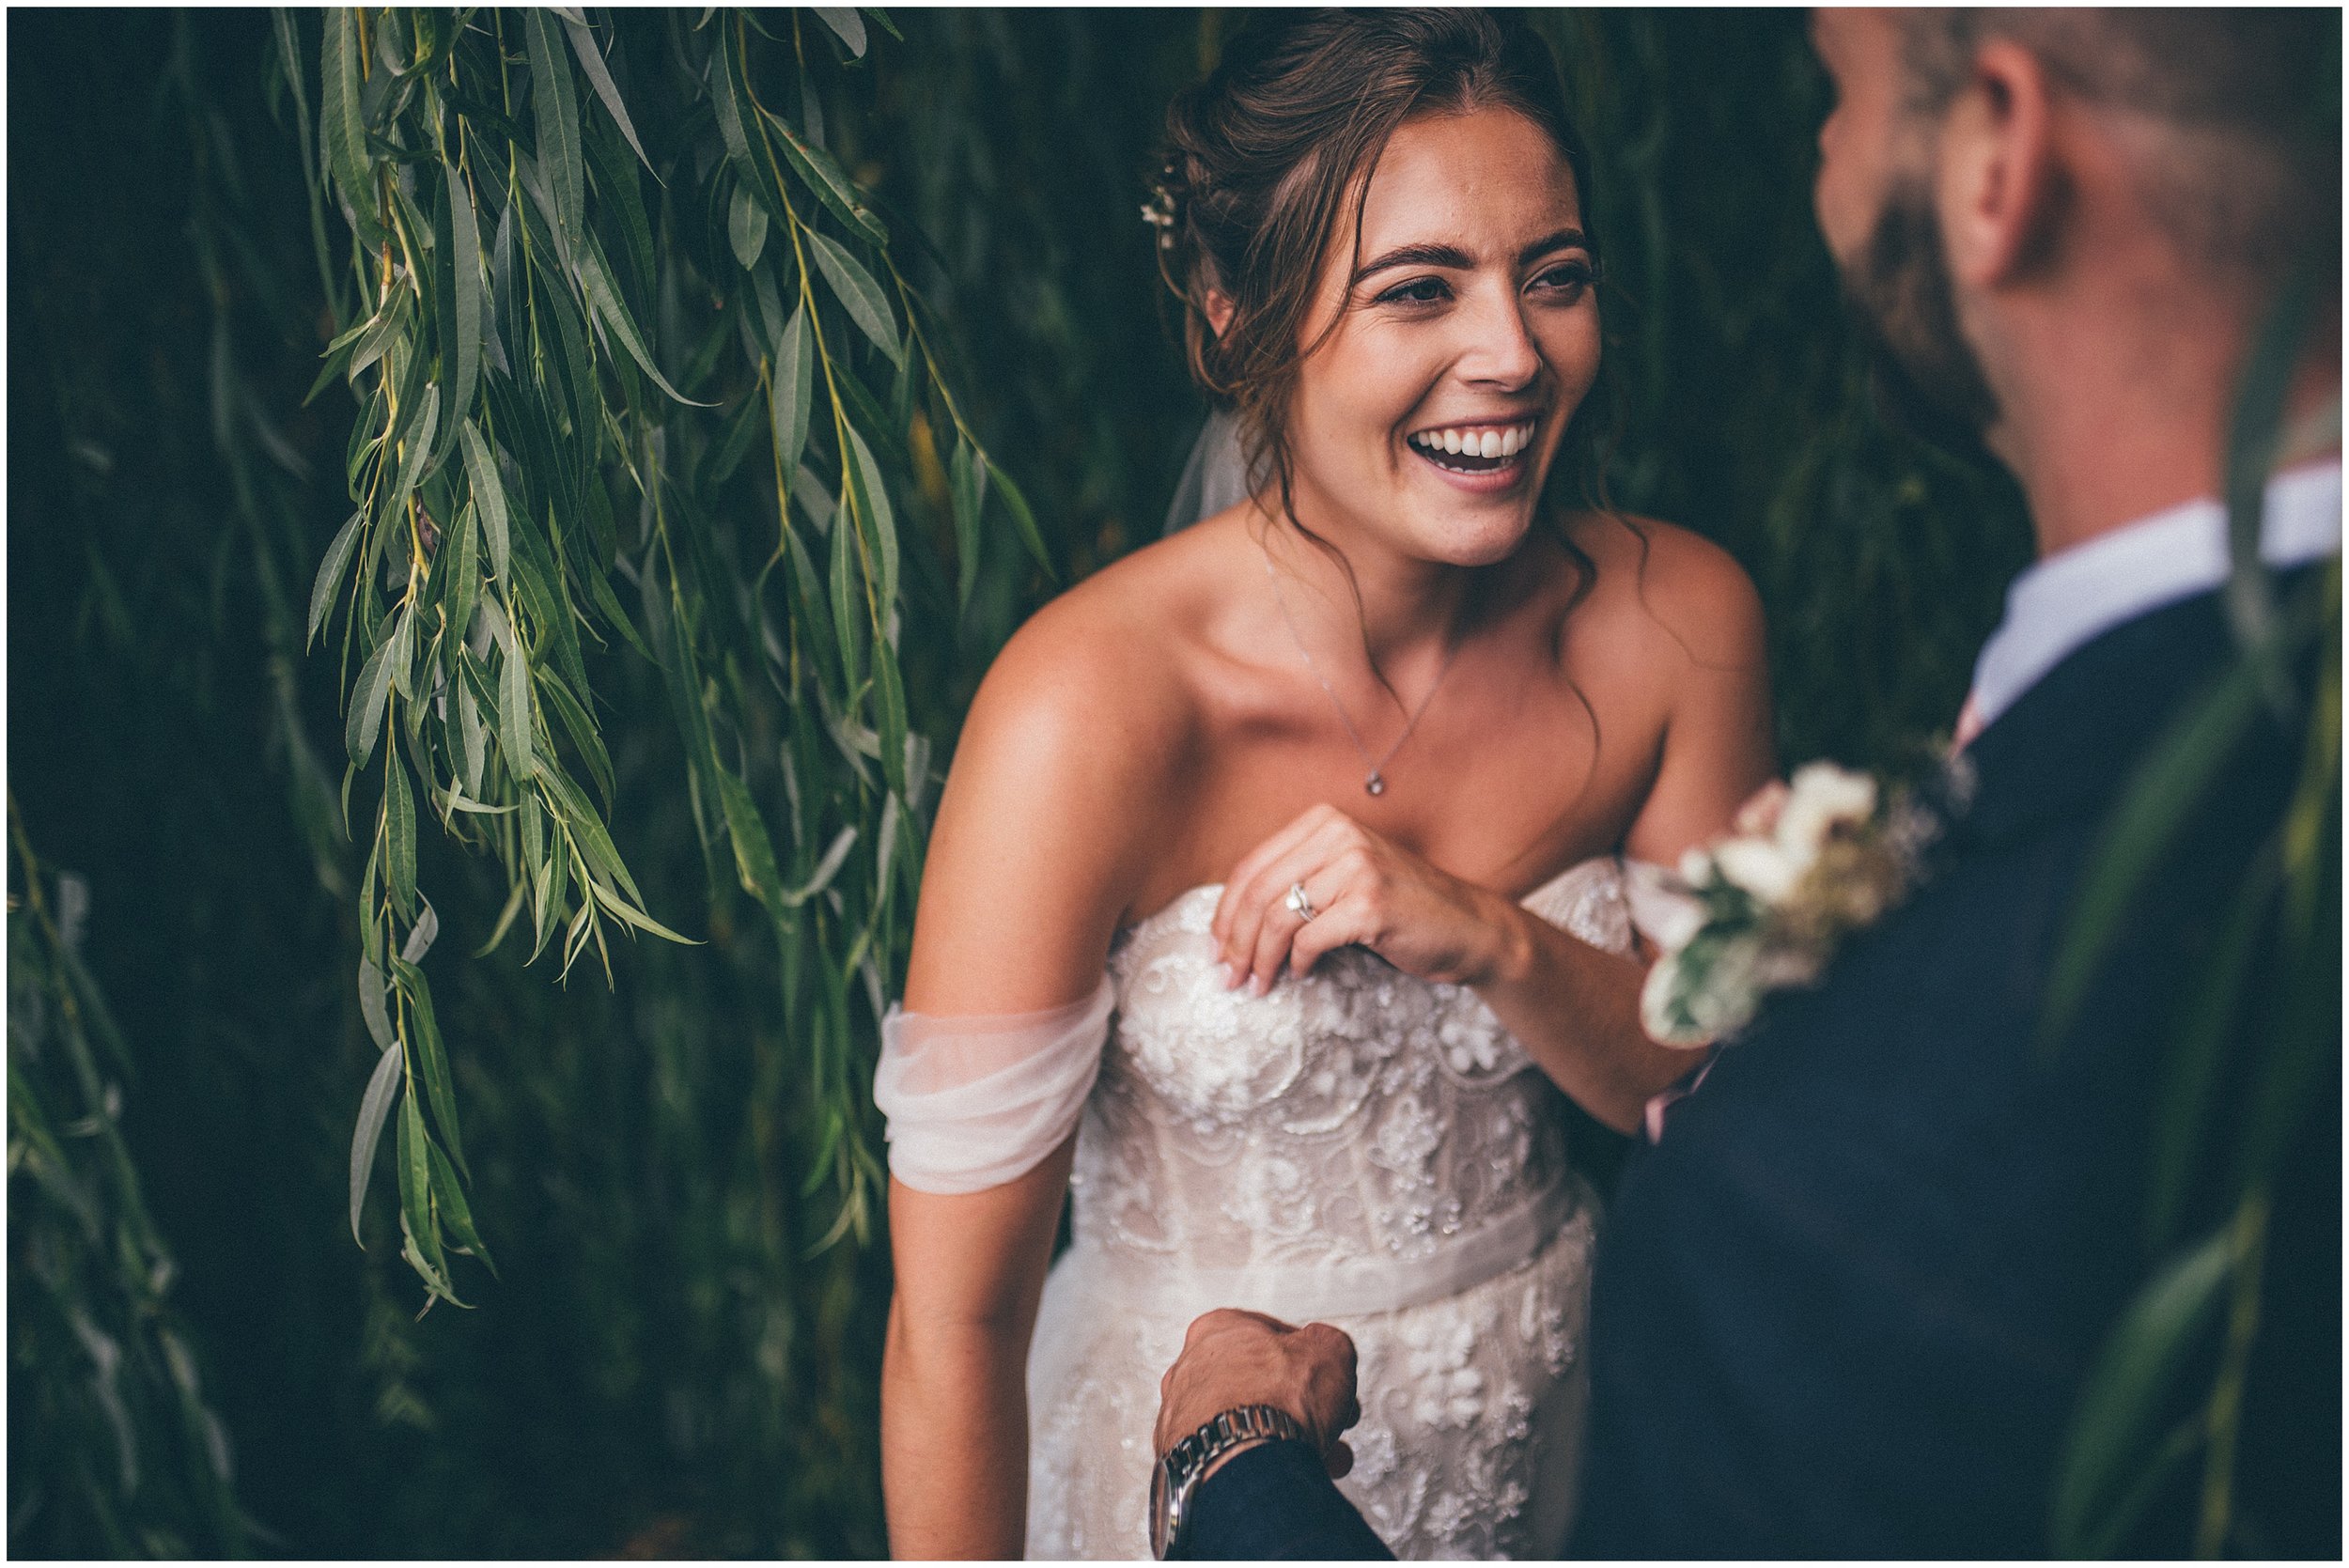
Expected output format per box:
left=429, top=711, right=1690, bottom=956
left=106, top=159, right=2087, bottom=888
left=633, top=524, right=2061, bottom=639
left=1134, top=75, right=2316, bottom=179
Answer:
left=879, top=606, right=1164, bottom=1558
left=1611, top=532, right=1778, bottom=878
left=1473, top=530, right=1777, bottom=1126
left=884, top=1150, right=1077, bottom=1559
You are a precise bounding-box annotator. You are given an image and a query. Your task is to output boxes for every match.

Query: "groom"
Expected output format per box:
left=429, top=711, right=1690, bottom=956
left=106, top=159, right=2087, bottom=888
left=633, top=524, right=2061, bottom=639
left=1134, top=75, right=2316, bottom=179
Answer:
left=1147, top=9, right=2340, bottom=1559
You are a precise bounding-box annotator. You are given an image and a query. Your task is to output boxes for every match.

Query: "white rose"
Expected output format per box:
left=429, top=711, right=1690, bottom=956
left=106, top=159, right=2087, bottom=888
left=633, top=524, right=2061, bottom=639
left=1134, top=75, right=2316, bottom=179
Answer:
left=1711, top=833, right=1803, bottom=905
left=1775, top=763, right=1877, bottom=860
left=1627, top=877, right=1707, bottom=955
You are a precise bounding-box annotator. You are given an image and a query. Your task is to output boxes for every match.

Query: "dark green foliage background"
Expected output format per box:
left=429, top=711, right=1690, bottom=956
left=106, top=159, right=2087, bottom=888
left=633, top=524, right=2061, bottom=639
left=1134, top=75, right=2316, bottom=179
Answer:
left=9, top=8, right=2026, bottom=1557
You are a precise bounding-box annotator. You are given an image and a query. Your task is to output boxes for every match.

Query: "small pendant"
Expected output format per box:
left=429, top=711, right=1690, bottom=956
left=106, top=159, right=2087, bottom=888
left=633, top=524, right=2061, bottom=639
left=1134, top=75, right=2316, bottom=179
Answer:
left=1365, top=772, right=1386, bottom=797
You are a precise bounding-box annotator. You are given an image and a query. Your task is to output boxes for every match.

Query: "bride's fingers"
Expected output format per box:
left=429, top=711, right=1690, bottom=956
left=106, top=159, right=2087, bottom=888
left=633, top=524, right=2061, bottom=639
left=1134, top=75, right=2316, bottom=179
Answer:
left=1237, top=873, right=1319, bottom=995
left=1210, top=805, right=1326, bottom=947
left=1285, top=890, right=1375, bottom=979
left=1232, top=825, right=1368, bottom=992
left=1220, top=826, right=1353, bottom=989
left=1211, top=804, right=1342, bottom=948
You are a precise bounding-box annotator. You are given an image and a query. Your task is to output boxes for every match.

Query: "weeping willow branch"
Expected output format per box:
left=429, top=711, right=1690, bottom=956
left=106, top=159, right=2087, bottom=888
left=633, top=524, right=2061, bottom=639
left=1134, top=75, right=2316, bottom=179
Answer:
left=8, top=799, right=249, bottom=1557
left=286, top=6, right=1044, bottom=1304
left=2046, top=259, right=2343, bottom=1555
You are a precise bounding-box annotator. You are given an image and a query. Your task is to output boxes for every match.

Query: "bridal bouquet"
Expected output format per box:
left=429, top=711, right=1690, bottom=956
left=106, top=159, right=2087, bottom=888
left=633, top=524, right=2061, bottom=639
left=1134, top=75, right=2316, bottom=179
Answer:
left=1640, top=762, right=1943, bottom=1048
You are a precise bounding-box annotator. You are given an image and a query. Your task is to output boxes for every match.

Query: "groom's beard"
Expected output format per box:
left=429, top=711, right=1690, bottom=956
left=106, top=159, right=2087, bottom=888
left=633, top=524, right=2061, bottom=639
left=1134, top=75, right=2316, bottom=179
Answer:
left=1837, top=179, right=2002, bottom=465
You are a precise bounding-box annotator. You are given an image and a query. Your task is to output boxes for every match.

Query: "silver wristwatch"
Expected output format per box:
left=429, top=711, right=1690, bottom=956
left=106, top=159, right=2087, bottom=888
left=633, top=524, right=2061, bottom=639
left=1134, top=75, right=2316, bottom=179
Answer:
left=1148, top=1403, right=1308, bottom=1559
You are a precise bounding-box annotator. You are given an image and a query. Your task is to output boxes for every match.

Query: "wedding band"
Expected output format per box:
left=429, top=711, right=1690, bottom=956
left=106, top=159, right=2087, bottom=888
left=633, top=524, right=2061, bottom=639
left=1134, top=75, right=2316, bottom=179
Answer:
left=1284, top=882, right=1317, bottom=923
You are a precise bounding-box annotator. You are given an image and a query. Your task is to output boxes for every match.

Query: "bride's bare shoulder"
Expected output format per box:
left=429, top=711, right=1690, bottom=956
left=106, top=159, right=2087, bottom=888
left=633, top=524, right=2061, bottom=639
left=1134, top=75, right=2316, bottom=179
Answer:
left=949, top=515, right=1234, bottom=808
left=911, top=518, right=1236, bottom=985
left=1562, top=510, right=1766, bottom=672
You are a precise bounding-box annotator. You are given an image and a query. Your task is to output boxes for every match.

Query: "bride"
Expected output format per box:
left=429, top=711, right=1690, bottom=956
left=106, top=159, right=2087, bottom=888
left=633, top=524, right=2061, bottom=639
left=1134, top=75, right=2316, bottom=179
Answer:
left=876, top=11, right=1771, bottom=1559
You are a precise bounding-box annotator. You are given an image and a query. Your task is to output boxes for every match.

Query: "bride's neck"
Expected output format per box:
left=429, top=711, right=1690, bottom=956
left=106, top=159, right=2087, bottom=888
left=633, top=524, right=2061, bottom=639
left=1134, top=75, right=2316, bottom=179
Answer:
left=1254, top=505, right=1487, bottom=675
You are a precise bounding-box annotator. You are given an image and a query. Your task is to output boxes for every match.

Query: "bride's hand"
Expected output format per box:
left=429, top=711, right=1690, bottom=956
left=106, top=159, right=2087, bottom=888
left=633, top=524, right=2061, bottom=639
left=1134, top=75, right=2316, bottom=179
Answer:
left=1211, top=804, right=1527, bottom=996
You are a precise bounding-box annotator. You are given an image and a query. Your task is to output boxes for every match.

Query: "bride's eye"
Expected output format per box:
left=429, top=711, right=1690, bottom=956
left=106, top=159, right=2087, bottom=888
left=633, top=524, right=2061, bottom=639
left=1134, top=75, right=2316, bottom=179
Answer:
left=1373, top=275, right=1450, bottom=307
left=1531, top=260, right=1595, bottom=303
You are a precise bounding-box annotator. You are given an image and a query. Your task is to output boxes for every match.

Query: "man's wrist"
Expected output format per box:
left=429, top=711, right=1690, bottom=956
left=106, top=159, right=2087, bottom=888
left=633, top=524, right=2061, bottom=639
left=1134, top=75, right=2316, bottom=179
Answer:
left=1197, top=1433, right=1284, bottom=1485
left=1159, top=1390, right=1308, bottom=1453
left=1152, top=1405, right=1312, bottom=1559
left=1170, top=1436, right=1323, bottom=1560
left=1174, top=1439, right=1392, bottom=1562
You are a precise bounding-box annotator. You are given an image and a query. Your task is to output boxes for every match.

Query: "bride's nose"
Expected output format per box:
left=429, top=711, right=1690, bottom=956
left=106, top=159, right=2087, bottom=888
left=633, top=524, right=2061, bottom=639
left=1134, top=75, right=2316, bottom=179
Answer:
left=1453, top=286, right=1543, bottom=390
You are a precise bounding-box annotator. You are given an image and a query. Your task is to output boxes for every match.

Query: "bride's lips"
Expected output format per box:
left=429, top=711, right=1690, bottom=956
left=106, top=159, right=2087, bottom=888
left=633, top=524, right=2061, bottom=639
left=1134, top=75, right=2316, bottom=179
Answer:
left=1405, top=415, right=1543, bottom=494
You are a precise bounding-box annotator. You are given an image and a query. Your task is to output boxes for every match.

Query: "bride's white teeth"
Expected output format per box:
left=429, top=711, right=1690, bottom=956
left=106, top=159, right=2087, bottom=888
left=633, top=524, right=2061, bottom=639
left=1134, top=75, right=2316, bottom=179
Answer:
left=1409, top=421, right=1537, bottom=462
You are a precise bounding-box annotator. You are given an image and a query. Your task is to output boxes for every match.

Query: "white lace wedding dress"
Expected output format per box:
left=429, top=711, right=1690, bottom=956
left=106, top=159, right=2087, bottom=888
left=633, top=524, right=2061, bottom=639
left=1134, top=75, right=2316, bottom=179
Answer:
left=1021, top=858, right=1637, bottom=1560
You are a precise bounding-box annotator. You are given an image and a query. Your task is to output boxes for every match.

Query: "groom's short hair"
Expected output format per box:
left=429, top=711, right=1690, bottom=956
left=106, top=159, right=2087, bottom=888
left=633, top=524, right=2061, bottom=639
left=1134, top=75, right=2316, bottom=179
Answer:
left=1893, top=8, right=2340, bottom=282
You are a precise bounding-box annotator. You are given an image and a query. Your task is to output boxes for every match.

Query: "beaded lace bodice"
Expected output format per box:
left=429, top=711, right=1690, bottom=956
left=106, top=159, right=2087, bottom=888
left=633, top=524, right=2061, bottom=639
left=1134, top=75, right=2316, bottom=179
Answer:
left=1023, top=858, right=1636, bottom=1559
left=1071, top=859, right=1628, bottom=1302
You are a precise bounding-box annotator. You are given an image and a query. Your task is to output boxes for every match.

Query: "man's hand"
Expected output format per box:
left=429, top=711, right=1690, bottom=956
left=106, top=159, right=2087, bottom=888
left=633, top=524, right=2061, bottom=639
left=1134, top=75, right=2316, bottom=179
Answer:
left=1155, top=1309, right=1362, bottom=1480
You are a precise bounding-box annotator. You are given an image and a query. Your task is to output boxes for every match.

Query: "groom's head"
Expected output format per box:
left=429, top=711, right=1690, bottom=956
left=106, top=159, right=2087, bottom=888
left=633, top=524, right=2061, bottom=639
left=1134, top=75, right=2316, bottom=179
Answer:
left=1811, top=8, right=2339, bottom=474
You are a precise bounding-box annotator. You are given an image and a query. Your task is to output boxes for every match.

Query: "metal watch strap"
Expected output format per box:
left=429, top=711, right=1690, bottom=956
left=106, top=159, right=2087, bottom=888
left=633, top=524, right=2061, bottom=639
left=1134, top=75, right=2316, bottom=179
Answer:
left=1151, top=1403, right=1309, bottom=1559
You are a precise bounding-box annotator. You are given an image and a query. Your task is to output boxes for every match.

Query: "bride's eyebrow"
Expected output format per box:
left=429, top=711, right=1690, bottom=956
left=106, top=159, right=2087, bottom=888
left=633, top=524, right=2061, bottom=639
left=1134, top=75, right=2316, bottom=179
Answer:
left=1518, top=226, right=1591, bottom=266
left=1351, top=241, right=1472, bottom=286
left=1352, top=226, right=1592, bottom=287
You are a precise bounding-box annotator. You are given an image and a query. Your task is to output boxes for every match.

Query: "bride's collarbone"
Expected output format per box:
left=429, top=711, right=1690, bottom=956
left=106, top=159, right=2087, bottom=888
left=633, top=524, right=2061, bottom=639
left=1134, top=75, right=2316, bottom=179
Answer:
left=1086, top=537, right=1667, bottom=925
left=1121, top=781, right=1639, bottom=933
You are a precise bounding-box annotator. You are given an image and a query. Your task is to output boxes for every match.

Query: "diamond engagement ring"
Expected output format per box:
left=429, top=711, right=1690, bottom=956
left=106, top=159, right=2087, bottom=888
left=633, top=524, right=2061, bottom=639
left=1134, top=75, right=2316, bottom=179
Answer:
left=1284, top=882, right=1317, bottom=922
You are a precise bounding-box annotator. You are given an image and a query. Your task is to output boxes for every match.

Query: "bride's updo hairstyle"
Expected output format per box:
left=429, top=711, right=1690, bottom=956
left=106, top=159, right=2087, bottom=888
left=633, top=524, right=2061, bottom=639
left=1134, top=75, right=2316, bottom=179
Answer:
left=1154, top=8, right=1606, bottom=526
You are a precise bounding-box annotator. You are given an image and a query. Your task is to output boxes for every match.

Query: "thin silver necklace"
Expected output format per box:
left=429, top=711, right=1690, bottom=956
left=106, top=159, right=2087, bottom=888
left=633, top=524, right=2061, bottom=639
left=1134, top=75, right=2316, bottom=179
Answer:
left=1259, top=541, right=1461, bottom=798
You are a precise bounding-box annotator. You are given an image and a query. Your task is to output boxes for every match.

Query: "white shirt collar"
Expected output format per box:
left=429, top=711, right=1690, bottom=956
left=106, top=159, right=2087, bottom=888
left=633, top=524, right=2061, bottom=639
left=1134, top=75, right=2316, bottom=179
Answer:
left=1967, top=460, right=2342, bottom=733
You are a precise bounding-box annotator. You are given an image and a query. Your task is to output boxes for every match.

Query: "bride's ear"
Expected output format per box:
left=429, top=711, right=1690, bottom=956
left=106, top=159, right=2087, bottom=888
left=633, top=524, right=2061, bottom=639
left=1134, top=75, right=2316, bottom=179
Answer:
left=1205, top=287, right=1236, bottom=338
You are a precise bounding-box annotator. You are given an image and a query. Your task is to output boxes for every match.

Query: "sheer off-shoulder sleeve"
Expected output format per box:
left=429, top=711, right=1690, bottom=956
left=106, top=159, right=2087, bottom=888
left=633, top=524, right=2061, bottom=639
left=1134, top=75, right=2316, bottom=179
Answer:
left=871, top=977, right=1116, bottom=1195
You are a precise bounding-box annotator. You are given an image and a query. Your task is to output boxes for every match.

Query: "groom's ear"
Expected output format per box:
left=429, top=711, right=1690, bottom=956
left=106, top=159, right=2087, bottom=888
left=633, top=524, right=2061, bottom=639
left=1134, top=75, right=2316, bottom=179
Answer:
left=1935, top=38, right=2061, bottom=291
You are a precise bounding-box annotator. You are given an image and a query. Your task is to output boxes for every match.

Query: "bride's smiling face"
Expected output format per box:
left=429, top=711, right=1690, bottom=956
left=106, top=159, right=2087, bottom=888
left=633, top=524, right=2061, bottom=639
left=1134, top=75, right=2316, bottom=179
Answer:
left=1281, top=106, right=1599, bottom=566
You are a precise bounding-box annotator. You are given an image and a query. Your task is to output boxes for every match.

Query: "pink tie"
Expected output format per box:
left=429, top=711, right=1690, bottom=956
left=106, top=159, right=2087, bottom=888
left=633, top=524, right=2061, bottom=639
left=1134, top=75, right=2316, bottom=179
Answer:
left=1952, top=692, right=1985, bottom=753
left=1642, top=1048, right=1721, bottom=1143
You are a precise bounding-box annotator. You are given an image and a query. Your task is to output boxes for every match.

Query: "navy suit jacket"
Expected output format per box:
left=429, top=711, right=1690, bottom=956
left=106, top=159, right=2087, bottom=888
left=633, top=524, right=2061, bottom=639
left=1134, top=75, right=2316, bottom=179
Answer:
left=1183, top=581, right=2340, bottom=1560
left=1570, top=579, right=2339, bottom=1559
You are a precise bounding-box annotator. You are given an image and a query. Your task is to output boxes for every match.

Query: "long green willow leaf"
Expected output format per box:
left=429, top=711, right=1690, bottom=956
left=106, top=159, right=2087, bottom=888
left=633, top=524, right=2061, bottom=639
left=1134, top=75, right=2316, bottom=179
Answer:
left=561, top=13, right=655, bottom=176
left=436, top=163, right=483, bottom=468
left=523, top=10, right=586, bottom=256
left=348, top=1039, right=402, bottom=1243
left=2039, top=622, right=2296, bottom=1053
left=2221, top=251, right=2326, bottom=705
left=2051, top=1225, right=2233, bottom=1555
left=806, top=229, right=902, bottom=367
